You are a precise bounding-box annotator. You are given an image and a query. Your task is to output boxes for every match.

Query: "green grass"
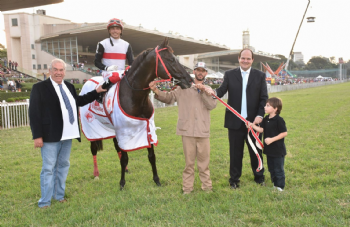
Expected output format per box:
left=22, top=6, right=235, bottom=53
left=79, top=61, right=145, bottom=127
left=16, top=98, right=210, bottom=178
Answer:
left=1, top=82, right=350, bottom=226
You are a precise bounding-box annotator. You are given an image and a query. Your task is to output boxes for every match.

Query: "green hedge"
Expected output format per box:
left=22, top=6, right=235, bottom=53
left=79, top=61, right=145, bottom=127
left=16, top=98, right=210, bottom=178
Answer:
left=209, top=84, right=220, bottom=89
left=6, top=96, right=30, bottom=102
left=20, top=83, right=35, bottom=92
left=74, top=84, right=83, bottom=90
left=0, top=92, right=31, bottom=102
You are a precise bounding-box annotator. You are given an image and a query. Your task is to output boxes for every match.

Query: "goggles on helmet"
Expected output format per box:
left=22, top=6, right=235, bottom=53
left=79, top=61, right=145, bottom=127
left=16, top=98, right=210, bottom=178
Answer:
left=107, top=18, right=123, bottom=30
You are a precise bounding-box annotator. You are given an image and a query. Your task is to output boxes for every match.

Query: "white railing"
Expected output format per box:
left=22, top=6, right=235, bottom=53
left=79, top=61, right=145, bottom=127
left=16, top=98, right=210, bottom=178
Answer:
left=267, top=79, right=349, bottom=94
left=0, top=100, right=30, bottom=130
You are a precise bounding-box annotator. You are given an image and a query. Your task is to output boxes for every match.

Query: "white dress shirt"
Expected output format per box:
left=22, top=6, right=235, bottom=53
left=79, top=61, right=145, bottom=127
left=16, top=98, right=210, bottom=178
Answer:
left=50, top=77, right=80, bottom=140
left=240, top=67, right=263, bottom=119
left=240, top=67, right=251, bottom=80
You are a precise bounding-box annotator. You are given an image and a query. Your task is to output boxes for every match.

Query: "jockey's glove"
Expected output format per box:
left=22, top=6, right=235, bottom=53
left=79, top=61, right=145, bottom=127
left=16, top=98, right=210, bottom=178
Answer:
left=107, top=65, right=119, bottom=71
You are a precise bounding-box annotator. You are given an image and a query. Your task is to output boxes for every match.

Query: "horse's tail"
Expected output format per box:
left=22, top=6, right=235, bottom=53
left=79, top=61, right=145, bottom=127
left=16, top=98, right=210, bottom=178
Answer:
left=91, top=140, right=103, bottom=151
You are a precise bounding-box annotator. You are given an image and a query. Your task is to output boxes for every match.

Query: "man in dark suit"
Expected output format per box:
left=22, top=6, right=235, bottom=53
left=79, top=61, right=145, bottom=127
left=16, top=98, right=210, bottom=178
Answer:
left=216, top=49, right=268, bottom=189
left=29, top=59, right=106, bottom=208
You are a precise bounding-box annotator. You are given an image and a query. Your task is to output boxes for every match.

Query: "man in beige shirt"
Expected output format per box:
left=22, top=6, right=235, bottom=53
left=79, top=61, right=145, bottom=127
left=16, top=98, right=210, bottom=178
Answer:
left=149, top=62, right=217, bottom=194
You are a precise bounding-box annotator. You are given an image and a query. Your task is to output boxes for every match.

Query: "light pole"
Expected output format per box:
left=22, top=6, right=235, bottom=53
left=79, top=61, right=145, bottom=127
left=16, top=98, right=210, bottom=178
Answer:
left=286, top=0, right=315, bottom=70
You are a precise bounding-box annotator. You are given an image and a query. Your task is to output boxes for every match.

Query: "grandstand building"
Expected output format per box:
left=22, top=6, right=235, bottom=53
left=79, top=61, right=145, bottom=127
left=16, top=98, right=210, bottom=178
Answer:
left=3, top=10, right=229, bottom=81
left=178, top=31, right=280, bottom=77
left=3, top=10, right=279, bottom=81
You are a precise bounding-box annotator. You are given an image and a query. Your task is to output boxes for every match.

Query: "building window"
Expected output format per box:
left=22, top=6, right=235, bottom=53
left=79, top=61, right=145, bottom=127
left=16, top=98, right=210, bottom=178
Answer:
left=12, top=18, right=18, bottom=26
left=44, top=64, right=47, bottom=69
left=31, top=44, right=35, bottom=49
left=37, top=64, right=41, bottom=70
left=32, top=54, right=35, bottom=59
left=33, top=64, right=36, bottom=70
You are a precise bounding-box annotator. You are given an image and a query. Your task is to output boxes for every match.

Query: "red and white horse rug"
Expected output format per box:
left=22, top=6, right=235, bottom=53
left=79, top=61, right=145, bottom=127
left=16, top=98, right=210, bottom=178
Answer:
left=79, top=76, right=158, bottom=151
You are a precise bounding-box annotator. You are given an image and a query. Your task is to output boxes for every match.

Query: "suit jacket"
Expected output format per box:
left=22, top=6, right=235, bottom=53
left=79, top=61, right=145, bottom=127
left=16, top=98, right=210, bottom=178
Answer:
left=216, top=68, right=268, bottom=130
left=29, top=79, right=99, bottom=142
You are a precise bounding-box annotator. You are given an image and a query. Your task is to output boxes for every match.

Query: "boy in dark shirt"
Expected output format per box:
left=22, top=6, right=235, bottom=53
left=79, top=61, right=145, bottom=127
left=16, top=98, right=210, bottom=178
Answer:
left=248, top=97, right=288, bottom=191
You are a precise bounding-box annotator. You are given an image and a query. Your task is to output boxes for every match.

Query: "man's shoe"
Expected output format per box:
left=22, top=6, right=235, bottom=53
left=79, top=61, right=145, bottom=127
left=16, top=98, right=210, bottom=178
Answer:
left=230, top=183, right=239, bottom=189
left=202, top=188, right=213, bottom=193
left=275, top=187, right=284, bottom=192
left=40, top=206, right=49, bottom=209
left=257, top=182, right=265, bottom=186
left=59, top=199, right=67, bottom=203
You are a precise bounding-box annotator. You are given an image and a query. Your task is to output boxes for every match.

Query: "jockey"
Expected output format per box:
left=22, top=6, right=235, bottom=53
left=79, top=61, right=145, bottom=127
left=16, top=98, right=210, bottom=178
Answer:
left=95, top=18, right=134, bottom=103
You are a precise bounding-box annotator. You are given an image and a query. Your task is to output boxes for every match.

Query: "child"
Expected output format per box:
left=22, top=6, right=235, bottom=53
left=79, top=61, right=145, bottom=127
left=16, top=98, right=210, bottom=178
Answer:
left=247, top=97, right=288, bottom=191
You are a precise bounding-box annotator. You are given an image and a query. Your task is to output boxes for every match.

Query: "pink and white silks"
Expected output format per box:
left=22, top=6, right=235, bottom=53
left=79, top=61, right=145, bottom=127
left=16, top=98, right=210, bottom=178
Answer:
left=79, top=76, right=158, bottom=151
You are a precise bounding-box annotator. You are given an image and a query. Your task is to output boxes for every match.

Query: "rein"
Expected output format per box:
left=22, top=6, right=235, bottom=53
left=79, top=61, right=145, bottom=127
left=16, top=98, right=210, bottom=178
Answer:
left=125, top=46, right=174, bottom=91
left=211, top=92, right=264, bottom=172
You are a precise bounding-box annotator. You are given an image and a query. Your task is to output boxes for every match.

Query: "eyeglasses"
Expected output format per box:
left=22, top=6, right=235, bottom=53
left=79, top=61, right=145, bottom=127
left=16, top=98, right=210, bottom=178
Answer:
left=109, top=20, right=121, bottom=24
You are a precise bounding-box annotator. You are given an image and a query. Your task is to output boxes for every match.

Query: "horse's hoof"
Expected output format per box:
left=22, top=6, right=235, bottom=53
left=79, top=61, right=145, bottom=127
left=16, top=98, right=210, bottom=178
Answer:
left=94, top=176, right=99, bottom=181
left=155, top=181, right=161, bottom=187
left=120, top=185, right=124, bottom=191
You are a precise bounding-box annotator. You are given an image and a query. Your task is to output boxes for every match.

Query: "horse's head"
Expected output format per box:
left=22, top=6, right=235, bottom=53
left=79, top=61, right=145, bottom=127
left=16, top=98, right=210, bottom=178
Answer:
left=155, top=38, right=193, bottom=89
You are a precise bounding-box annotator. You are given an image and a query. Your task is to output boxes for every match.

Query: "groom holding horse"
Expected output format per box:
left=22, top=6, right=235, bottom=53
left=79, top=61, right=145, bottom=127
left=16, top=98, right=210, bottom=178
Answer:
left=150, top=62, right=217, bottom=194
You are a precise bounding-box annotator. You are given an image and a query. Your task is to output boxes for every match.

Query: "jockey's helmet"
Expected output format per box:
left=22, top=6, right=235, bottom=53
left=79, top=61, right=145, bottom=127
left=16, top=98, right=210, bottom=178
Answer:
left=107, top=18, right=124, bottom=30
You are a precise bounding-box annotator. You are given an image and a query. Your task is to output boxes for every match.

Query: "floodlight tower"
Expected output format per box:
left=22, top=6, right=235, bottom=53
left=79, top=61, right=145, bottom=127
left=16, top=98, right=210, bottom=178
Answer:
left=286, top=0, right=315, bottom=70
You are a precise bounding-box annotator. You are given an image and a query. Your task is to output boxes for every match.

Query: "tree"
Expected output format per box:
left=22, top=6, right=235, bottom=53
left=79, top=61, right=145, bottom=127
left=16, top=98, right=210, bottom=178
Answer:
left=329, top=56, right=336, bottom=64
left=0, top=43, right=7, bottom=59
left=305, top=56, right=338, bottom=70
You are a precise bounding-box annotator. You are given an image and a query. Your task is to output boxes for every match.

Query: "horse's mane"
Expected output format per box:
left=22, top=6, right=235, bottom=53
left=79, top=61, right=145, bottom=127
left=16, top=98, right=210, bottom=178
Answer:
left=130, top=45, right=174, bottom=69
left=131, top=48, right=153, bottom=69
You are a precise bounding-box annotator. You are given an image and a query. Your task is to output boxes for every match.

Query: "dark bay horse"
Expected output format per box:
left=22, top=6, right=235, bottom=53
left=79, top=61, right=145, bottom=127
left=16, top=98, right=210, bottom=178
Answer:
left=85, top=38, right=193, bottom=190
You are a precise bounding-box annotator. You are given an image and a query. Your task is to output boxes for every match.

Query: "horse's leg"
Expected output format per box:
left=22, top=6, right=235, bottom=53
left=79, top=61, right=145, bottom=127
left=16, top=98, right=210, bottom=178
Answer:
left=91, top=141, right=103, bottom=179
left=113, top=138, right=129, bottom=173
left=112, top=138, right=128, bottom=190
left=148, top=145, right=161, bottom=186
left=120, top=151, right=129, bottom=190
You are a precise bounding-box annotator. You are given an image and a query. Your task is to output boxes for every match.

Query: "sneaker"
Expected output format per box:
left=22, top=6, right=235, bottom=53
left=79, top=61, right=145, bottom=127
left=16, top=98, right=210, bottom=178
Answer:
left=230, top=182, right=239, bottom=189
left=276, top=187, right=284, bottom=192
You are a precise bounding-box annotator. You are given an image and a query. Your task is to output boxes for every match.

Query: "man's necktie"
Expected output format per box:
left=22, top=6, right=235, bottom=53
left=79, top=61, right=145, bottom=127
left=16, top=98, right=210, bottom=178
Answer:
left=241, top=71, right=248, bottom=119
left=58, top=84, right=74, bottom=124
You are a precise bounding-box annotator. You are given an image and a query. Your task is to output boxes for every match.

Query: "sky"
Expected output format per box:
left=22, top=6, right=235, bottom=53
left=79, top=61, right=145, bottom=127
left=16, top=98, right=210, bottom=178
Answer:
left=1, top=0, right=350, bottom=63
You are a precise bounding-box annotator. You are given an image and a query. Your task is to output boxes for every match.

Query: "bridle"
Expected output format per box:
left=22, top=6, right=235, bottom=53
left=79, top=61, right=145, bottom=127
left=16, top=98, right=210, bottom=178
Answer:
left=124, top=46, right=181, bottom=91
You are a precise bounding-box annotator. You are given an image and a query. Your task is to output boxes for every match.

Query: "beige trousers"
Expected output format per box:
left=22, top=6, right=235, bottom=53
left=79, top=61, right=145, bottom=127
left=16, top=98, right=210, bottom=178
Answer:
left=182, top=136, right=212, bottom=192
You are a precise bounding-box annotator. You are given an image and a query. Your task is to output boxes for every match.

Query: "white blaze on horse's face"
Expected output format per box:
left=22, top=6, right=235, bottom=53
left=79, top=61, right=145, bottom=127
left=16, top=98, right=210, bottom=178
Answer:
left=50, top=62, right=66, bottom=84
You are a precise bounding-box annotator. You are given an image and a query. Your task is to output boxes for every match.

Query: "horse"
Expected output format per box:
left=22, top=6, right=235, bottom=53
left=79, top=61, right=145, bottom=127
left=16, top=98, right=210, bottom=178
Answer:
left=80, top=38, right=193, bottom=190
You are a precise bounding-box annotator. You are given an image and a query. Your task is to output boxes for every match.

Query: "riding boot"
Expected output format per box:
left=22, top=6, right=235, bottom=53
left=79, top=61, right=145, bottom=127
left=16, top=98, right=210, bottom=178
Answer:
left=96, top=79, right=114, bottom=104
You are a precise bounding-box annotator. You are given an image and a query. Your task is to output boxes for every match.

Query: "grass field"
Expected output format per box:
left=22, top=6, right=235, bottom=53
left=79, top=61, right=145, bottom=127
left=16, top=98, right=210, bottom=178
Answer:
left=1, top=82, right=349, bottom=226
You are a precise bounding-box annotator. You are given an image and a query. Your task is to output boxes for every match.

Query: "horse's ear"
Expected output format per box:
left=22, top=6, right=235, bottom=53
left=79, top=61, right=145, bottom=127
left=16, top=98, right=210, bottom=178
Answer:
left=160, top=37, right=169, bottom=48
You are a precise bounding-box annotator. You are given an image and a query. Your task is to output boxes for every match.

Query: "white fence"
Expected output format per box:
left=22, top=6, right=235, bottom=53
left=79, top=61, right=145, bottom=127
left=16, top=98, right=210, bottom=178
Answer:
left=0, top=100, right=30, bottom=129
left=268, top=79, right=349, bottom=93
